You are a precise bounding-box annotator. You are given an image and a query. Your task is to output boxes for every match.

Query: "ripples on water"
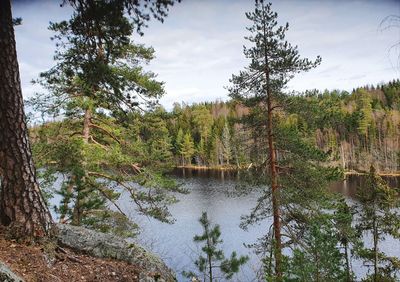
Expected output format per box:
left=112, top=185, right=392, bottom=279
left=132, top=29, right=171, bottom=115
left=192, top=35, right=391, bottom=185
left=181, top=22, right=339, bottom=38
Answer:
left=129, top=168, right=400, bottom=281
left=51, top=168, right=400, bottom=281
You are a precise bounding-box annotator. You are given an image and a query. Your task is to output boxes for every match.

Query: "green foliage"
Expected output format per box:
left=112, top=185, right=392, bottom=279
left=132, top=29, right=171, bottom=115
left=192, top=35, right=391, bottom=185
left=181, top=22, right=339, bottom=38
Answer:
left=221, top=122, right=232, bottom=165
left=28, top=0, right=183, bottom=235
left=183, top=212, right=248, bottom=281
left=285, top=217, right=347, bottom=282
left=355, top=166, right=400, bottom=281
left=137, top=79, right=400, bottom=172
left=180, top=132, right=195, bottom=165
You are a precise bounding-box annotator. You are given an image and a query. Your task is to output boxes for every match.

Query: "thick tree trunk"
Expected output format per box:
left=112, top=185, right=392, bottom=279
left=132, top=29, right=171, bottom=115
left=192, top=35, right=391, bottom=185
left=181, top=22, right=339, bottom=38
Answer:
left=0, top=0, right=53, bottom=237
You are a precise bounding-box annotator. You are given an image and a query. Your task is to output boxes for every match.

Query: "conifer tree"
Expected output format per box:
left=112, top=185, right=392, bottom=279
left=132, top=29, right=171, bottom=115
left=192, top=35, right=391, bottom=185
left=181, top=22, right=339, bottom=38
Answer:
left=228, top=1, right=324, bottom=279
left=175, top=128, right=185, bottom=165
left=0, top=0, right=53, bottom=238
left=355, top=166, right=400, bottom=281
left=334, top=198, right=358, bottom=282
left=180, top=132, right=195, bottom=166
left=221, top=122, right=232, bottom=165
left=29, top=0, right=182, bottom=230
left=286, top=217, right=346, bottom=281
left=183, top=212, right=248, bottom=281
left=142, top=108, right=174, bottom=169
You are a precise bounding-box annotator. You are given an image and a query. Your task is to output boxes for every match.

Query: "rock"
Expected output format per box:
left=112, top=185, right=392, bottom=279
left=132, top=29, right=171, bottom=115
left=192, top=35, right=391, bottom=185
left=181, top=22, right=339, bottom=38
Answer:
left=0, top=261, right=24, bottom=282
left=56, top=223, right=176, bottom=282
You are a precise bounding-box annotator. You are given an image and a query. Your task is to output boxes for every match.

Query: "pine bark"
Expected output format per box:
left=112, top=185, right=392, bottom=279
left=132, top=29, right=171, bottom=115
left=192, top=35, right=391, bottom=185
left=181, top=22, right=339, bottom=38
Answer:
left=0, top=0, right=53, bottom=237
left=265, top=70, right=282, bottom=279
left=82, top=108, right=91, bottom=143
left=267, top=85, right=282, bottom=280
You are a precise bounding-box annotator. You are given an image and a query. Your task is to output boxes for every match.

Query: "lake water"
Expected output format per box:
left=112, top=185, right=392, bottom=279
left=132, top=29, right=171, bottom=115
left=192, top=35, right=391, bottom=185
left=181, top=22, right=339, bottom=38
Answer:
left=51, top=169, right=400, bottom=281
left=115, top=168, right=400, bottom=281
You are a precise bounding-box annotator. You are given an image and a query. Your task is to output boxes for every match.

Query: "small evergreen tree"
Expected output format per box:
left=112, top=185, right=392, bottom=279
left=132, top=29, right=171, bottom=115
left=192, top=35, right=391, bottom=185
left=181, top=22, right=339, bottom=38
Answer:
left=286, top=216, right=347, bottom=282
left=221, top=122, right=232, bottom=165
left=334, top=197, right=359, bottom=282
left=180, top=132, right=195, bottom=166
left=29, top=0, right=182, bottom=232
left=183, top=212, right=249, bottom=281
left=175, top=128, right=185, bottom=165
left=355, top=166, right=400, bottom=281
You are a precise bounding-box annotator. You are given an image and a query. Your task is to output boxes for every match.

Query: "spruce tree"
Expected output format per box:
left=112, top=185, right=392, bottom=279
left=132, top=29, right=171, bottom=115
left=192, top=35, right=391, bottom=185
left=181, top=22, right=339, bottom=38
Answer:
left=180, top=132, right=195, bottom=166
left=175, top=128, right=185, bottom=165
left=221, top=121, right=232, bottom=165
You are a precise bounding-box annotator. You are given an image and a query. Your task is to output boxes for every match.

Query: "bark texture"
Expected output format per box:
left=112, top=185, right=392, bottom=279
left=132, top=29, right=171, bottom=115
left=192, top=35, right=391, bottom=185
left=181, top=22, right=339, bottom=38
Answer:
left=0, top=0, right=53, bottom=237
left=266, top=77, right=282, bottom=280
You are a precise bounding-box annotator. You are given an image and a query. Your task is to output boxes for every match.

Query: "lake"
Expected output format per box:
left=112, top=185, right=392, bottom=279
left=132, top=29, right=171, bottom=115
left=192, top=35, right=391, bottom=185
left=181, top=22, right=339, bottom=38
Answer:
left=116, top=168, right=399, bottom=281
left=51, top=168, right=400, bottom=281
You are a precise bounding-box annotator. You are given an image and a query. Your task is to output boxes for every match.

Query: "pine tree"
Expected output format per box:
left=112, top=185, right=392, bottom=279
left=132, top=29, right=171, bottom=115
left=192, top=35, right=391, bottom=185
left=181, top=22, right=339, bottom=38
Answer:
left=228, top=1, right=323, bottom=279
left=183, top=212, right=248, bottom=281
left=286, top=217, right=347, bottom=282
left=29, top=0, right=182, bottom=230
left=0, top=0, right=53, bottom=238
left=334, top=198, right=358, bottom=282
left=355, top=166, right=400, bottom=281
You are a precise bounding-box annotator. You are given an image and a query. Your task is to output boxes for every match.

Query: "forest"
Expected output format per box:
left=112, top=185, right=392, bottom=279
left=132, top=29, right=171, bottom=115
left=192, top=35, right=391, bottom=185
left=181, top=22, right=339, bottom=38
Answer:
left=0, top=0, right=399, bottom=281
left=127, top=80, right=400, bottom=173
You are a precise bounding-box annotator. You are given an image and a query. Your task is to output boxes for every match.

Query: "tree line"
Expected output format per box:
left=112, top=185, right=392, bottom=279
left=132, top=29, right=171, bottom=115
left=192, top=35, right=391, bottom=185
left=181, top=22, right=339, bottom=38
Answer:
left=98, top=79, right=399, bottom=173
left=1, top=0, right=399, bottom=281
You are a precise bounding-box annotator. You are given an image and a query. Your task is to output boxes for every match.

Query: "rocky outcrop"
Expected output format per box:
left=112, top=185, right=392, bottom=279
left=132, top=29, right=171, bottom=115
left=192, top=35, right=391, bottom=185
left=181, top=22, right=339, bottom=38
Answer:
left=0, top=261, right=24, bottom=282
left=56, top=224, right=175, bottom=282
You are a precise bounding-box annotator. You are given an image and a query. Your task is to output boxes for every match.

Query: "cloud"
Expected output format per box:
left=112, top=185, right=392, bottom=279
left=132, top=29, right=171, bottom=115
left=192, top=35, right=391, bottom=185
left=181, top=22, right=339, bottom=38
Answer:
left=12, top=0, right=400, bottom=110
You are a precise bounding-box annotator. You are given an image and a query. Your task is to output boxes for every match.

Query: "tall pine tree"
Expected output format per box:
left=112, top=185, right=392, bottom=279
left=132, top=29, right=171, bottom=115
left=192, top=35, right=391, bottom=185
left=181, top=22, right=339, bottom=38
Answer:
left=228, top=1, right=340, bottom=279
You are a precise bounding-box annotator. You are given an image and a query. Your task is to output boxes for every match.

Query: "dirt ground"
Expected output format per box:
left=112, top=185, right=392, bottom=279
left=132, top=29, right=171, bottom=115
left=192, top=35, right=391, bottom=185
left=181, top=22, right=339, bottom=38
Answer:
left=0, top=232, right=140, bottom=282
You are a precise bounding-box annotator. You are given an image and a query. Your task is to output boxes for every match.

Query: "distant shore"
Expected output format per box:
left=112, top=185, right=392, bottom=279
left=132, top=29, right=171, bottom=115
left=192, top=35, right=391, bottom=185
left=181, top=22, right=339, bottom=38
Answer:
left=175, top=165, right=400, bottom=177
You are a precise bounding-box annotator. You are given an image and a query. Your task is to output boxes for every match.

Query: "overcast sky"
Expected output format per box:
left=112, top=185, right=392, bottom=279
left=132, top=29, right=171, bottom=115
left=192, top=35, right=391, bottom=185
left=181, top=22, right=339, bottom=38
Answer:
left=13, top=0, right=400, bottom=110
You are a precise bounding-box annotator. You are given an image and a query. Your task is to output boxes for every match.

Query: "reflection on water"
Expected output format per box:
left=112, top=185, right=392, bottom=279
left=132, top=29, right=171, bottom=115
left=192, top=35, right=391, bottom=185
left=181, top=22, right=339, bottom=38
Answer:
left=173, top=167, right=239, bottom=181
left=174, top=167, right=400, bottom=199
left=330, top=174, right=399, bottom=198
left=123, top=168, right=400, bottom=281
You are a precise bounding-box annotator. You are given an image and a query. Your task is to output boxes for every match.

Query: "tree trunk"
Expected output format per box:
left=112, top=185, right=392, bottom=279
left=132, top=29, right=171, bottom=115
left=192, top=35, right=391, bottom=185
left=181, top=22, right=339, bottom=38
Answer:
left=83, top=107, right=91, bottom=143
left=373, top=214, right=378, bottom=282
left=344, top=241, right=352, bottom=282
left=206, top=226, right=213, bottom=282
left=266, top=72, right=282, bottom=280
left=0, top=0, right=53, bottom=237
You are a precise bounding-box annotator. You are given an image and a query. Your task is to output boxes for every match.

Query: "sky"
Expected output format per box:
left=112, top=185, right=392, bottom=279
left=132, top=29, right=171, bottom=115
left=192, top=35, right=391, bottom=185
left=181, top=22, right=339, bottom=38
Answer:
left=12, top=0, right=400, bottom=110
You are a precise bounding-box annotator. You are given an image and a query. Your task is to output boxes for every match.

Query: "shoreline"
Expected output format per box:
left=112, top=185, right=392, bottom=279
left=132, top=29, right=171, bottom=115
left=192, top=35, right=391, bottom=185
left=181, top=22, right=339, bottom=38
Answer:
left=175, top=165, right=400, bottom=177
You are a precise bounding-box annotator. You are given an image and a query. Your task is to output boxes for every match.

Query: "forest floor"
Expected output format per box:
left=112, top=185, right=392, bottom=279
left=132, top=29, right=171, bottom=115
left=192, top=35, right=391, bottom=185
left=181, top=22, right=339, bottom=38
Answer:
left=0, top=228, right=139, bottom=282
